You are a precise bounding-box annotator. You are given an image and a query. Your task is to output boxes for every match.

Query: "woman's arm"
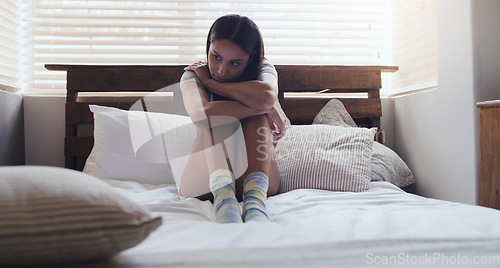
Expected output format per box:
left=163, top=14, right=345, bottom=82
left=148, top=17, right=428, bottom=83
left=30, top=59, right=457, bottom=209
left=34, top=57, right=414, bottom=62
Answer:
left=203, top=73, right=278, bottom=111
left=266, top=102, right=287, bottom=141
left=181, top=80, right=268, bottom=129
left=185, top=62, right=278, bottom=111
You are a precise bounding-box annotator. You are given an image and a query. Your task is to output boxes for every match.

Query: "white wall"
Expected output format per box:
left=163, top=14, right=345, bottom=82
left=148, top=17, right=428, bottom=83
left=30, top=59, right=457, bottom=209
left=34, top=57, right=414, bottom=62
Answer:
left=24, top=95, right=65, bottom=167
left=393, top=0, right=500, bottom=205
left=0, top=91, right=25, bottom=165
left=381, top=97, right=395, bottom=149
left=472, top=0, right=500, bottom=103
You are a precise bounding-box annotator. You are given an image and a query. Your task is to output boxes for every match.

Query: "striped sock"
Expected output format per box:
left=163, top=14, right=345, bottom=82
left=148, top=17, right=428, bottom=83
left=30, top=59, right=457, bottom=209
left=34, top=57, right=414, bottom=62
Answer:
left=242, top=172, right=269, bottom=222
left=209, top=169, right=242, bottom=223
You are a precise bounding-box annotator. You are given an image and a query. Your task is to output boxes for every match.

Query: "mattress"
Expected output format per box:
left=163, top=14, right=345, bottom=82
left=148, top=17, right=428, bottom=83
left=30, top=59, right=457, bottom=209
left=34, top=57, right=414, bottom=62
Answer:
left=75, top=180, right=500, bottom=267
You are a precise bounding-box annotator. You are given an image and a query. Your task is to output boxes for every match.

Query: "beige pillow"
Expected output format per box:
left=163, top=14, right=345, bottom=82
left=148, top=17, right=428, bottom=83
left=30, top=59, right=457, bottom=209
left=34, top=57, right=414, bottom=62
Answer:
left=275, top=125, right=376, bottom=193
left=313, top=99, right=357, bottom=127
left=370, top=141, right=415, bottom=188
left=0, top=166, right=162, bottom=267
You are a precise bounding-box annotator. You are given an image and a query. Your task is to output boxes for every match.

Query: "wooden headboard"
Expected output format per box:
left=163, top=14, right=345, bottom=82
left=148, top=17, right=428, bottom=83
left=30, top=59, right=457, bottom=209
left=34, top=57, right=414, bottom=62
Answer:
left=45, top=64, right=397, bottom=170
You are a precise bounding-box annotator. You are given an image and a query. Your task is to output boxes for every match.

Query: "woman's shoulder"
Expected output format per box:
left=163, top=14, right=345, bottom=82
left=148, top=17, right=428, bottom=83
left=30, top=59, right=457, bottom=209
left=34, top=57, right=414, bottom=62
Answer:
left=180, top=70, right=202, bottom=86
left=261, top=58, right=275, bottom=68
left=260, top=58, right=278, bottom=77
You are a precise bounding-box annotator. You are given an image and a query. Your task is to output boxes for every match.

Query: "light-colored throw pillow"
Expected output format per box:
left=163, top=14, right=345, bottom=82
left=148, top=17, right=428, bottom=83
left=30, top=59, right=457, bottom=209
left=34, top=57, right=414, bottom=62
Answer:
left=275, top=125, right=376, bottom=193
left=312, top=99, right=415, bottom=188
left=370, top=141, right=415, bottom=188
left=0, top=166, right=162, bottom=267
left=84, top=105, right=197, bottom=185
left=312, top=99, right=357, bottom=127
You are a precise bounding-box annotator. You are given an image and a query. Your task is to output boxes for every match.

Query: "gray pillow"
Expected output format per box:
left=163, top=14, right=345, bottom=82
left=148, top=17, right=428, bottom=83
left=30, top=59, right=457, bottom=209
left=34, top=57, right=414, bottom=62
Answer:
left=370, top=141, right=415, bottom=188
left=0, top=166, right=162, bottom=267
left=313, top=99, right=357, bottom=127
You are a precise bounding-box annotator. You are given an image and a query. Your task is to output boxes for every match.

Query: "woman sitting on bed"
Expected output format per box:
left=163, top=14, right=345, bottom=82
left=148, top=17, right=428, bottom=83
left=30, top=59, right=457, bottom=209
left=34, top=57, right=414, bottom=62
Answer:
left=179, top=14, right=286, bottom=223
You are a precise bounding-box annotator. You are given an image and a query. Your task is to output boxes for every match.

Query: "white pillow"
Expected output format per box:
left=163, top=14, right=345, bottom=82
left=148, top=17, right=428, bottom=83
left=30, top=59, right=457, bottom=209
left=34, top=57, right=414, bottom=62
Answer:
left=84, top=105, right=197, bottom=185
left=275, top=125, right=376, bottom=193
left=0, top=166, right=162, bottom=267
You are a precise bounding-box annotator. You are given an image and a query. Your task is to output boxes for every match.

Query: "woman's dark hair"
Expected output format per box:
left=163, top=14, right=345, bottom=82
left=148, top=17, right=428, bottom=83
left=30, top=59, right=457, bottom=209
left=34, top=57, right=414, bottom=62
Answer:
left=206, top=14, right=264, bottom=82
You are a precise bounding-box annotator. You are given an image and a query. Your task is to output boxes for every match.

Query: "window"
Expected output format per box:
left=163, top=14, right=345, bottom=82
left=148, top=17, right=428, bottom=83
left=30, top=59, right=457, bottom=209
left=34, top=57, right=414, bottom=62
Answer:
left=23, top=0, right=390, bottom=95
left=18, top=0, right=437, bottom=95
left=389, top=0, right=437, bottom=96
left=0, top=0, right=21, bottom=91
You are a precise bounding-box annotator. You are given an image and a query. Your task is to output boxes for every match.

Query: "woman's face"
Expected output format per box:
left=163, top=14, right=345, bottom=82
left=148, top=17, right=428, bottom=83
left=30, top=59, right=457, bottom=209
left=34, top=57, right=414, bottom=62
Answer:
left=207, top=39, right=250, bottom=83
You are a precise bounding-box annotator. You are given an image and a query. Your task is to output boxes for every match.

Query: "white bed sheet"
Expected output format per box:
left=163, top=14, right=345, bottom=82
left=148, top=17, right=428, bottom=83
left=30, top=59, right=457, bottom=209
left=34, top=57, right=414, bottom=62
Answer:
left=78, top=180, right=500, bottom=267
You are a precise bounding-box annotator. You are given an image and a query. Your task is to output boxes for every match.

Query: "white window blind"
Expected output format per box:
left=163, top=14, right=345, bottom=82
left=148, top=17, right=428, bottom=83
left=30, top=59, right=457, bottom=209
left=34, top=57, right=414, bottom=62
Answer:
left=0, top=0, right=21, bottom=91
left=23, top=0, right=389, bottom=95
left=390, top=0, right=437, bottom=95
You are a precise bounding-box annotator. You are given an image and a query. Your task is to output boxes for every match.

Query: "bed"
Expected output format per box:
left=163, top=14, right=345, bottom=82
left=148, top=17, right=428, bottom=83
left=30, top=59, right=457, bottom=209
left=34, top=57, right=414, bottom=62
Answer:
left=2, top=64, right=500, bottom=267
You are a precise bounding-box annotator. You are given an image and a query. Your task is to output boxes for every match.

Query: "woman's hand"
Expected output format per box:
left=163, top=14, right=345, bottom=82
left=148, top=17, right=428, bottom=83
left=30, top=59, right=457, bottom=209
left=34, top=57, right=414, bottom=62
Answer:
left=184, top=61, right=211, bottom=83
left=266, top=105, right=286, bottom=141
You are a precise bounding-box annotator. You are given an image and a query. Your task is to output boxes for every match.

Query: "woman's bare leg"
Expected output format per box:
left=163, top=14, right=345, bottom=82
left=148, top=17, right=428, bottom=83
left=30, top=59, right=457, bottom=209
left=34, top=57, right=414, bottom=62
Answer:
left=180, top=116, right=280, bottom=201
left=178, top=128, right=211, bottom=200
left=203, top=123, right=244, bottom=223
left=235, top=114, right=280, bottom=200
left=180, top=122, right=246, bottom=223
left=267, top=149, right=280, bottom=196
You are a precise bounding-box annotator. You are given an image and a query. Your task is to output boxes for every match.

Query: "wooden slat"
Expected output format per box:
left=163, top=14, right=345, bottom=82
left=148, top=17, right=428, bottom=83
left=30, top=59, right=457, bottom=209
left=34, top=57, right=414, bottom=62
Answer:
left=67, top=66, right=185, bottom=92
left=276, top=66, right=381, bottom=92
left=65, top=137, right=94, bottom=157
left=66, top=101, right=188, bottom=124
left=275, top=65, right=398, bottom=73
left=65, top=156, right=75, bottom=169
left=281, top=98, right=381, bottom=125
left=477, top=100, right=500, bottom=109
left=66, top=123, right=77, bottom=137
left=66, top=103, right=92, bottom=125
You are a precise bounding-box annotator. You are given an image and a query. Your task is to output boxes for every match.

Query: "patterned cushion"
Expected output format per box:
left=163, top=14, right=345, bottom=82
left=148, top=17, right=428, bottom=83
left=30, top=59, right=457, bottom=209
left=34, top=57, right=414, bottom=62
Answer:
left=312, top=99, right=357, bottom=127
left=370, top=141, right=415, bottom=188
left=312, top=99, right=415, bottom=188
left=275, top=125, right=376, bottom=193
